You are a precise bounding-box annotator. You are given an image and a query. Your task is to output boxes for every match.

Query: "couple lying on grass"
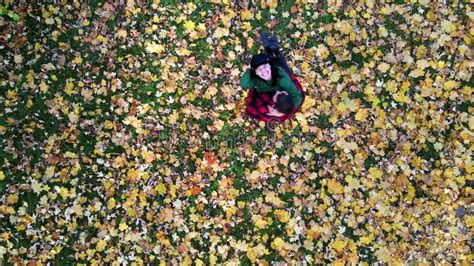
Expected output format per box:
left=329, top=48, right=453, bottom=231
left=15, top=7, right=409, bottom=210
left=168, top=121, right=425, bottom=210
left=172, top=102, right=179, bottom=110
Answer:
left=240, top=32, right=305, bottom=123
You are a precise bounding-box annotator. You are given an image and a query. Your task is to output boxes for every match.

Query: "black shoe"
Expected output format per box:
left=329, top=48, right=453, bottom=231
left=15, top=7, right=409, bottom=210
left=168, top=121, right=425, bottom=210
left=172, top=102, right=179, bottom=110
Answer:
left=268, top=36, right=279, bottom=50
left=259, top=31, right=271, bottom=48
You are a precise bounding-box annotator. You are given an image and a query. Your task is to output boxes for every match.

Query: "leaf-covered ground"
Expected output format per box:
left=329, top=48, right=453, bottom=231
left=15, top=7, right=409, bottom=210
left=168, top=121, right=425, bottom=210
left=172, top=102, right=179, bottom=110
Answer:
left=0, top=0, right=473, bottom=264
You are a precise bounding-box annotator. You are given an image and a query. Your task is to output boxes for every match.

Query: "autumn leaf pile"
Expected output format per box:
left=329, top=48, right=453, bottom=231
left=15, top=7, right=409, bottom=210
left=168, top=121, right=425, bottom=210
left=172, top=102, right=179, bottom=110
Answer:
left=0, top=0, right=472, bottom=264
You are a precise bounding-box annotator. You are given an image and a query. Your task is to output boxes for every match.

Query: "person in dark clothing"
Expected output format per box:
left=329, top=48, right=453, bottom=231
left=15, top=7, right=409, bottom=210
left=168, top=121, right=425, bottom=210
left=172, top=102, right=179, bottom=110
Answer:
left=241, top=32, right=304, bottom=120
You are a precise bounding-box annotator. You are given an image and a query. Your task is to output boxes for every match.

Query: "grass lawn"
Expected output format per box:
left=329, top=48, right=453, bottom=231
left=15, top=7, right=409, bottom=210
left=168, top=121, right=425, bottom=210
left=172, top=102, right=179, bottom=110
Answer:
left=0, top=1, right=472, bottom=264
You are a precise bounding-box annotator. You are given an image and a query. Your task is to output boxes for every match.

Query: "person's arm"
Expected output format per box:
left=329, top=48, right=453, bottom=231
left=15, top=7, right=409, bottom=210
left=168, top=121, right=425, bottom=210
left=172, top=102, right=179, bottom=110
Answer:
left=267, top=105, right=285, bottom=117
left=278, top=69, right=302, bottom=107
left=239, top=68, right=254, bottom=90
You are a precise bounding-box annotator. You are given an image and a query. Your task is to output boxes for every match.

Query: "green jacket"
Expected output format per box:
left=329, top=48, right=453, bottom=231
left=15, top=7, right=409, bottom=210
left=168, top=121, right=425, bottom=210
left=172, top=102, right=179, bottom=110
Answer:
left=239, top=68, right=302, bottom=106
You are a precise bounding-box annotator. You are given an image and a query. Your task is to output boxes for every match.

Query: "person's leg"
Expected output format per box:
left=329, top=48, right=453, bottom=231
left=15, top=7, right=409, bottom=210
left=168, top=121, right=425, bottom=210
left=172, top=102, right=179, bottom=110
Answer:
left=267, top=34, right=292, bottom=73
left=259, top=31, right=271, bottom=48
left=264, top=47, right=275, bottom=58
left=271, top=48, right=291, bottom=73
left=260, top=31, right=292, bottom=73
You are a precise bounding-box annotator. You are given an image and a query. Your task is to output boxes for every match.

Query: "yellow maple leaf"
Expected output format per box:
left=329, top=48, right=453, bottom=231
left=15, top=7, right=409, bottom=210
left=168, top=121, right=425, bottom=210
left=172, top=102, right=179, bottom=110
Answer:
left=375, top=246, right=392, bottom=263
left=406, top=184, right=415, bottom=201
left=331, top=239, right=347, bottom=253
left=155, top=183, right=167, bottom=195
left=359, top=235, right=373, bottom=245
left=354, top=108, right=368, bottom=121
left=64, top=81, right=74, bottom=95
left=368, top=167, right=383, bottom=179
left=416, top=59, right=429, bottom=70
left=145, top=41, right=165, bottom=54
left=260, top=0, right=277, bottom=9
left=329, top=70, right=341, bottom=83
left=465, top=162, right=473, bottom=174
left=377, top=62, right=390, bottom=73
left=209, top=254, right=218, bottom=265
left=96, top=240, right=107, bottom=251
left=96, top=34, right=108, bottom=44
left=338, top=21, right=352, bottom=35
left=184, top=20, right=196, bottom=31
left=241, top=10, right=253, bottom=20
left=274, top=209, right=290, bottom=223
left=14, top=54, right=23, bottom=64
left=39, top=80, right=49, bottom=93
left=117, top=28, right=128, bottom=39
left=441, top=20, right=456, bottom=33
left=194, top=259, right=204, bottom=266
left=44, top=166, right=55, bottom=179
left=178, top=48, right=191, bottom=56
left=119, top=222, right=128, bottom=231
left=418, top=0, right=429, bottom=6
left=444, top=80, right=459, bottom=91
left=107, top=198, right=116, bottom=209
left=168, top=111, right=179, bottom=125
left=271, top=237, right=285, bottom=250
left=7, top=194, right=19, bottom=205
left=73, top=56, right=83, bottom=65
left=254, top=219, right=267, bottom=229
left=113, top=156, right=127, bottom=168
left=301, top=61, right=311, bottom=74
left=409, top=68, right=424, bottom=78
left=141, top=150, right=155, bottom=163
left=301, top=95, right=315, bottom=111
left=465, top=216, right=474, bottom=228
left=127, top=168, right=141, bottom=181
left=377, top=26, right=388, bottom=38
left=265, top=192, right=285, bottom=207
left=213, top=27, right=229, bottom=38
left=6, top=90, right=17, bottom=99
left=206, top=85, right=218, bottom=98
left=58, top=187, right=69, bottom=199
left=327, top=179, right=344, bottom=194
left=104, top=120, right=114, bottom=129
left=394, top=91, right=410, bottom=103
left=196, top=23, right=206, bottom=33
left=0, top=171, right=4, bottom=181
left=335, top=102, right=347, bottom=113
left=214, top=119, right=224, bottom=131
left=45, top=17, right=55, bottom=25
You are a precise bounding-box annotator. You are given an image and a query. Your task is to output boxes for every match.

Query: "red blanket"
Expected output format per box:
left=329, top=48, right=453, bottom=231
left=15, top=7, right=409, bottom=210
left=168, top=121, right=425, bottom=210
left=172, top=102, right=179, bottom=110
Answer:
left=245, top=71, right=305, bottom=122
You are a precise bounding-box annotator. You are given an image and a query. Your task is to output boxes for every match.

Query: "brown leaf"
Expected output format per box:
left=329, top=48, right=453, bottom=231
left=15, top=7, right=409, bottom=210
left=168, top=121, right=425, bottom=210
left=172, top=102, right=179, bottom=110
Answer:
left=155, top=231, right=165, bottom=239
left=268, top=20, right=280, bottom=30
left=138, top=240, right=153, bottom=253
left=196, top=203, right=205, bottom=212
left=28, top=260, right=39, bottom=266
left=178, top=243, right=187, bottom=253
left=216, top=49, right=224, bottom=62
left=395, top=175, right=409, bottom=190
left=52, top=231, right=60, bottom=240
left=159, top=208, right=174, bottom=223
left=204, top=151, right=218, bottom=165
left=189, top=187, right=202, bottom=195
left=239, top=0, right=249, bottom=9
left=47, top=155, right=59, bottom=165
left=291, top=6, right=298, bottom=14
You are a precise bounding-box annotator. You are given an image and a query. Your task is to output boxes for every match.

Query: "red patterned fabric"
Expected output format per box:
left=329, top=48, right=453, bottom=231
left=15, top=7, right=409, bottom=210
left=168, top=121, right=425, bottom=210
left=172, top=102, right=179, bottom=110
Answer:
left=245, top=70, right=305, bottom=123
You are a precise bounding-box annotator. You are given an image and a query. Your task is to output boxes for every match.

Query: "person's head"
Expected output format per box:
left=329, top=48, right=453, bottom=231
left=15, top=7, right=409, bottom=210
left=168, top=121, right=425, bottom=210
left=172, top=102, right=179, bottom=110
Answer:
left=273, top=91, right=294, bottom=114
left=250, top=54, right=280, bottom=85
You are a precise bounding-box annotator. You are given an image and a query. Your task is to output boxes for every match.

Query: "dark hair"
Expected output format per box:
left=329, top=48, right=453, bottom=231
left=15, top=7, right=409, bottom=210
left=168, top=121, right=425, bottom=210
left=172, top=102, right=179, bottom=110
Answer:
left=250, top=57, right=281, bottom=87
left=274, top=93, right=294, bottom=114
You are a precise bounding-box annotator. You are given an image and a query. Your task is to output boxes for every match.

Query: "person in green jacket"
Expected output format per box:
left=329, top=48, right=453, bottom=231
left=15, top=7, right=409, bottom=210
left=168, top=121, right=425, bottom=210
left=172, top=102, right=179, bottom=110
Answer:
left=240, top=33, right=303, bottom=117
